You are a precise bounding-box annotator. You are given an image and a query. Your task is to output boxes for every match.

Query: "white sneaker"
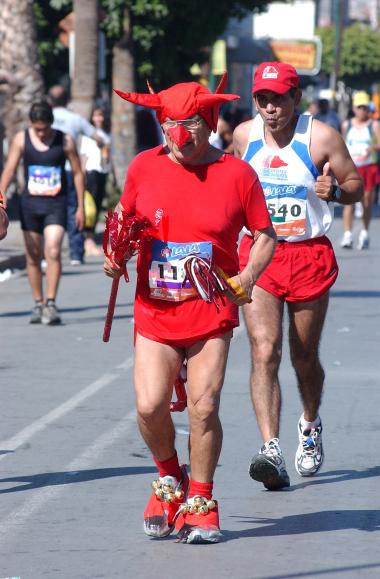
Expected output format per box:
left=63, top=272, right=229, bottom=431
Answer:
left=357, top=229, right=369, bottom=250
left=249, top=437, right=290, bottom=490
left=295, top=417, right=324, bottom=477
left=340, top=231, right=353, bottom=249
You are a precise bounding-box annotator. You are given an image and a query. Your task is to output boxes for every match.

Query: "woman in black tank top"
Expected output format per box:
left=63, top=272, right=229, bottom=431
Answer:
left=23, top=125, right=67, bottom=198
left=0, top=100, right=85, bottom=325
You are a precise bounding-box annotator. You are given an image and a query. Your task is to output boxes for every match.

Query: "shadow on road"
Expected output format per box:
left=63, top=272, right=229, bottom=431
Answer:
left=225, top=508, right=380, bottom=539
left=331, top=290, right=380, bottom=298
left=249, top=561, right=380, bottom=579
left=0, top=302, right=133, bottom=319
left=287, top=466, right=380, bottom=491
left=0, top=466, right=156, bottom=494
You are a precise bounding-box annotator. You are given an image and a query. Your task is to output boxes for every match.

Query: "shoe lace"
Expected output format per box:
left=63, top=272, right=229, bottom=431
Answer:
left=262, top=437, right=282, bottom=458
left=301, top=427, right=321, bottom=456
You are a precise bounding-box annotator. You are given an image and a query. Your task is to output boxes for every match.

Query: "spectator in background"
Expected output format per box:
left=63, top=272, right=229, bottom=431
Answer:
left=0, top=101, right=85, bottom=324
left=341, top=91, right=380, bottom=250
left=315, top=99, right=341, bottom=132
left=47, top=85, right=104, bottom=265
left=80, top=106, right=112, bottom=256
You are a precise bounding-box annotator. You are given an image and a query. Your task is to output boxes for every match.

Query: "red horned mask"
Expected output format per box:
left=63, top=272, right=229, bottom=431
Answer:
left=114, top=73, right=240, bottom=136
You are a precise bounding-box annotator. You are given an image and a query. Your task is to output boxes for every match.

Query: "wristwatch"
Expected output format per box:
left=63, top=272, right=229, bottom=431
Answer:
left=330, top=185, right=342, bottom=202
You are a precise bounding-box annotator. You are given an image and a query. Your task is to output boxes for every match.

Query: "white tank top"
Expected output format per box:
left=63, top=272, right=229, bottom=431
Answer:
left=345, top=122, right=376, bottom=167
left=242, top=113, right=333, bottom=242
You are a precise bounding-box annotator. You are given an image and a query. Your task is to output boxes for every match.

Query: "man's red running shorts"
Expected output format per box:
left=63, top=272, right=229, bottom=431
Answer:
left=239, top=234, right=338, bottom=302
left=357, top=164, right=379, bottom=192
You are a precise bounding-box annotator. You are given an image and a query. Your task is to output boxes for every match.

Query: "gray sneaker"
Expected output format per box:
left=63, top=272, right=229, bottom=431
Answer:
left=29, top=303, right=43, bottom=324
left=41, top=302, right=61, bottom=325
left=249, top=437, right=290, bottom=490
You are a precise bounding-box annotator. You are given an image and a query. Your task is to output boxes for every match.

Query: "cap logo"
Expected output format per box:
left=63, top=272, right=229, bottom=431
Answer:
left=262, top=66, right=279, bottom=79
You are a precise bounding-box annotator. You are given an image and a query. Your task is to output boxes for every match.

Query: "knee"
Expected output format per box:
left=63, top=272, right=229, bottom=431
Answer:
left=26, top=249, right=42, bottom=266
left=45, top=246, right=61, bottom=261
left=250, top=335, right=281, bottom=368
left=136, top=399, right=168, bottom=423
left=188, top=393, right=219, bottom=426
left=291, top=350, right=323, bottom=379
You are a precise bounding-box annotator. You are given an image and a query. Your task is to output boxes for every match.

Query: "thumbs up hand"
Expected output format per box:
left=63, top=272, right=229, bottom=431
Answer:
left=315, top=161, right=335, bottom=201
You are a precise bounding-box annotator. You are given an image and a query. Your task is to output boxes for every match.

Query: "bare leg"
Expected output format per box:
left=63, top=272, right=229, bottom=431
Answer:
left=44, top=224, right=65, bottom=300
left=243, top=285, right=284, bottom=442
left=23, top=231, right=44, bottom=301
left=342, top=204, right=354, bottom=232
left=134, top=333, right=184, bottom=461
left=185, top=332, right=231, bottom=482
left=288, top=293, right=329, bottom=421
left=362, top=188, right=375, bottom=231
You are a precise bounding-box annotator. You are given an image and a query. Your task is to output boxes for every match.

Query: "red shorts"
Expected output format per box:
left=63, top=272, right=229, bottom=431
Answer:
left=135, top=325, right=234, bottom=348
left=239, top=234, right=339, bottom=302
left=357, top=164, right=379, bottom=192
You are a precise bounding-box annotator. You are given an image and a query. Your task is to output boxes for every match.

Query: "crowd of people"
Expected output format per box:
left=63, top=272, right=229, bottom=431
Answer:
left=1, top=60, right=376, bottom=544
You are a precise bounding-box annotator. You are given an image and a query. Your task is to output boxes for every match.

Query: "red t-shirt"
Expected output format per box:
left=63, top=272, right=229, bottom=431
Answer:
left=120, top=145, right=271, bottom=342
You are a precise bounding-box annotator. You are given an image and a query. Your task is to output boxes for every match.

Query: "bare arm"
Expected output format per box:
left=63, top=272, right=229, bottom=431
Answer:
left=370, top=120, right=380, bottom=153
left=64, top=134, right=85, bottom=229
left=0, top=131, right=25, bottom=206
left=0, top=192, right=9, bottom=240
left=229, top=226, right=277, bottom=301
left=311, top=120, right=363, bottom=205
left=232, top=120, right=253, bottom=159
left=91, top=130, right=104, bottom=147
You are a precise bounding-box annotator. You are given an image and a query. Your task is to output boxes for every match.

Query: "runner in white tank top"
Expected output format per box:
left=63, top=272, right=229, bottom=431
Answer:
left=242, top=112, right=333, bottom=241
left=233, top=61, right=362, bottom=491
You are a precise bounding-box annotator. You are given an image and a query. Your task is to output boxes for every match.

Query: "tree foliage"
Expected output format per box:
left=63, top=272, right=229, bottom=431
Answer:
left=34, top=0, right=283, bottom=89
left=317, top=24, right=380, bottom=88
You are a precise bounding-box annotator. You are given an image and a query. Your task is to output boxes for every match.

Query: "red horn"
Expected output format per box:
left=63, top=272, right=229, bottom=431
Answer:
left=146, top=80, right=155, bottom=94
left=215, top=72, right=228, bottom=94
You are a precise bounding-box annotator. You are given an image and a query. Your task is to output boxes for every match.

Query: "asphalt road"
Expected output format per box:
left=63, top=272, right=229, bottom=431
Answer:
left=0, top=214, right=379, bottom=579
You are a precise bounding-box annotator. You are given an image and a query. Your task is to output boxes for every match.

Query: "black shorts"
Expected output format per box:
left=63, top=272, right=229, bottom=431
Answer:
left=20, top=193, right=67, bottom=234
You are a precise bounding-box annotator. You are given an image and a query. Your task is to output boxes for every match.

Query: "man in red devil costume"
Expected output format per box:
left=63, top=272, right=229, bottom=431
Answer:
left=104, top=75, right=276, bottom=543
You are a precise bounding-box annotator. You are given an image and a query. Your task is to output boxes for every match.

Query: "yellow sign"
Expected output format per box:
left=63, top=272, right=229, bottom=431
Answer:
left=211, top=40, right=227, bottom=75
left=270, top=38, right=321, bottom=75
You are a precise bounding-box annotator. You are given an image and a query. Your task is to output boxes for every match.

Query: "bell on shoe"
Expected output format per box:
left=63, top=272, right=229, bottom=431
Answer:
left=175, top=496, right=221, bottom=544
left=144, top=466, right=188, bottom=538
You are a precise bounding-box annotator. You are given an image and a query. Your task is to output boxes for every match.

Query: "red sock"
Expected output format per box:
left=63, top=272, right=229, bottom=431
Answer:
left=153, top=452, right=182, bottom=481
left=188, top=479, right=213, bottom=500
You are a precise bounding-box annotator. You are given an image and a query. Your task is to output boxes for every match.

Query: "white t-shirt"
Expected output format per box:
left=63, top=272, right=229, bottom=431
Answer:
left=52, top=107, right=97, bottom=171
left=80, top=129, right=111, bottom=174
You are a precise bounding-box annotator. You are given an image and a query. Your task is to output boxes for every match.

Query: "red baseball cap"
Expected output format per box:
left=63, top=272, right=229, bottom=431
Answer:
left=252, top=62, right=299, bottom=95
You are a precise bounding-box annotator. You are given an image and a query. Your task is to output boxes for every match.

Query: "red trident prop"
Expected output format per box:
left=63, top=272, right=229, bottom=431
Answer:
left=102, top=210, right=154, bottom=342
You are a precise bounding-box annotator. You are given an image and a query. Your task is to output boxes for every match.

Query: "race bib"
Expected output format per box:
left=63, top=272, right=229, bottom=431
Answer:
left=27, top=165, right=62, bottom=196
left=262, top=182, right=307, bottom=237
left=149, top=239, right=213, bottom=302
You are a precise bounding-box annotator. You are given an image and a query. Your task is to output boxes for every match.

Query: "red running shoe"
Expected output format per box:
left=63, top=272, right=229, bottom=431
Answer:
left=143, top=465, right=188, bottom=538
left=175, top=496, right=221, bottom=543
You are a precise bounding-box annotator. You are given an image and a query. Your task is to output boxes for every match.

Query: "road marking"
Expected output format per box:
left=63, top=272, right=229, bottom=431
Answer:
left=0, top=355, right=134, bottom=459
left=0, top=410, right=136, bottom=546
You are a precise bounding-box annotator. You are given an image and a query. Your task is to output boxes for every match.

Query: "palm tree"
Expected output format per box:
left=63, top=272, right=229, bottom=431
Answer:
left=0, top=0, right=44, bottom=143
left=111, top=7, right=136, bottom=190
left=70, top=0, right=99, bottom=119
